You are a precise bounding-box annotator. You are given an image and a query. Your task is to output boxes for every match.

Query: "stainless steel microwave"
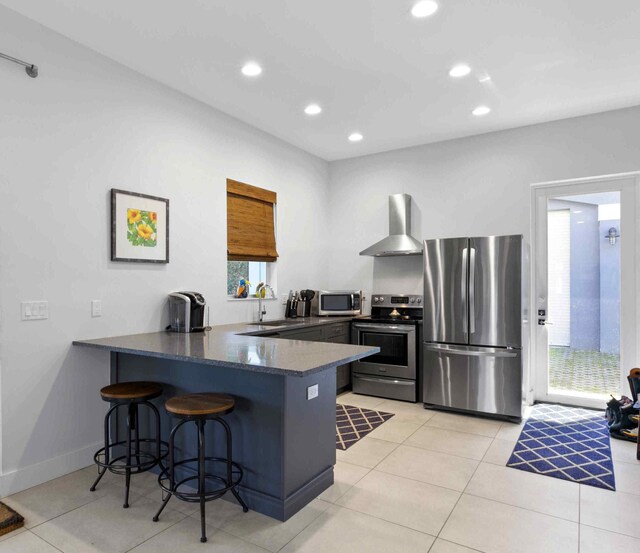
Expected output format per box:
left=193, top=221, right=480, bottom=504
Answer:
left=312, top=290, right=362, bottom=316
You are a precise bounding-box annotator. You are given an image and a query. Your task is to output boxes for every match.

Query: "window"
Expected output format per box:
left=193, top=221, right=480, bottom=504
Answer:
left=227, top=260, right=269, bottom=296
left=226, top=179, right=278, bottom=298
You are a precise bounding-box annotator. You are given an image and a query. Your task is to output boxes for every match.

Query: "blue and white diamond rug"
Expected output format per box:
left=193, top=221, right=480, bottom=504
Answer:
left=507, top=403, right=615, bottom=491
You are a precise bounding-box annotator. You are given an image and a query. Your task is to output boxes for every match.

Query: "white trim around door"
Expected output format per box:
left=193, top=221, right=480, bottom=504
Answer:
left=530, top=172, right=640, bottom=409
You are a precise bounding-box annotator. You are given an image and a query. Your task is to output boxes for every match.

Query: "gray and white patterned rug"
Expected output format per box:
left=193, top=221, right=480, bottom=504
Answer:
left=507, top=403, right=615, bottom=491
left=336, top=404, right=394, bottom=451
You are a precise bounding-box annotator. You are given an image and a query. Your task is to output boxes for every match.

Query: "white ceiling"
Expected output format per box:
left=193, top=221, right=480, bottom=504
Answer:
left=4, top=0, right=640, bottom=160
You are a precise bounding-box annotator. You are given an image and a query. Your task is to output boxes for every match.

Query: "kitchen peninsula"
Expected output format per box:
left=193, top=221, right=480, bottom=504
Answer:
left=73, top=319, right=378, bottom=521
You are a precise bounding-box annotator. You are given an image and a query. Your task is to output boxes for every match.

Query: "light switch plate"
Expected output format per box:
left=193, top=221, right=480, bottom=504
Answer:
left=307, top=384, right=319, bottom=400
left=21, top=301, right=49, bottom=321
left=91, top=300, right=102, bottom=317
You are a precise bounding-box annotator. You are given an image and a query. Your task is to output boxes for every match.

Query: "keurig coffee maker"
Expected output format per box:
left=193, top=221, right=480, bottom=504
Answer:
left=168, top=292, right=207, bottom=332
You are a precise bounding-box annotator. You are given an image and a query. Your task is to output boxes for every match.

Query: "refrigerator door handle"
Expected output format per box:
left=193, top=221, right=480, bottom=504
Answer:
left=469, top=247, right=476, bottom=334
left=424, top=343, right=518, bottom=358
left=461, top=247, right=468, bottom=335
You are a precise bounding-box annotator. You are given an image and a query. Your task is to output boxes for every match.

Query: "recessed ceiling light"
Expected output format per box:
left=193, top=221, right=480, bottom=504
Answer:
left=472, top=106, right=491, bottom=116
left=449, top=64, right=471, bottom=78
left=348, top=133, right=363, bottom=142
left=241, top=62, right=262, bottom=77
left=411, top=0, right=438, bottom=18
left=304, top=104, right=322, bottom=115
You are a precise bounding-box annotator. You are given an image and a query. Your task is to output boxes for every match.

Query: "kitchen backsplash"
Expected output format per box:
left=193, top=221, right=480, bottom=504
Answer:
left=372, top=255, right=423, bottom=294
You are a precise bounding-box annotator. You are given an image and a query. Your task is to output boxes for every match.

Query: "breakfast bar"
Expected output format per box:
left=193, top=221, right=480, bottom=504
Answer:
left=73, top=326, right=378, bottom=521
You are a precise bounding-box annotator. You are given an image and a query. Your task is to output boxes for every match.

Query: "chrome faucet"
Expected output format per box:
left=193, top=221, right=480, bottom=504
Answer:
left=257, top=284, right=275, bottom=323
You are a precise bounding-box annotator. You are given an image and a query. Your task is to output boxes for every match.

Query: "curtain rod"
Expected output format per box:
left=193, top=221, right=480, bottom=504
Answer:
left=0, top=51, right=38, bottom=78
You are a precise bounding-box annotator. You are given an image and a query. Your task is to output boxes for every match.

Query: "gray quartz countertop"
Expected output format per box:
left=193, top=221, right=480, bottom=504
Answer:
left=73, top=316, right=377, bottom=376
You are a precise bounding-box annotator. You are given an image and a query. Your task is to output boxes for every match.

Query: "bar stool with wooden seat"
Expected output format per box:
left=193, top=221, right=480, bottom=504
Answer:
left=90, top=381, right=167, bottom=508
left=152, top=392, right=248, bottom=543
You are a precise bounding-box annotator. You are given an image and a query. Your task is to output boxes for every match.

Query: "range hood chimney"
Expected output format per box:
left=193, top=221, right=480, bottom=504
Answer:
left=359, top=194, right=423, bottom=257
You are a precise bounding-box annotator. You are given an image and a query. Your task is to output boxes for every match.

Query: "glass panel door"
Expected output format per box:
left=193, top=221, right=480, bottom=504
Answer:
left=545, top=192, right=621, bottom=402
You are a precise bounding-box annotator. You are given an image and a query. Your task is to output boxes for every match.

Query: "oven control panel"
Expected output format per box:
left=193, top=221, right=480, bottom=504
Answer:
left=371, top=295, right=423, bottom=308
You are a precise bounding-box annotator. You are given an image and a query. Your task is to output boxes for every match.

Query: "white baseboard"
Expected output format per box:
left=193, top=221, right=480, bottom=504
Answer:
left=0, top=441, right=101, bottom=498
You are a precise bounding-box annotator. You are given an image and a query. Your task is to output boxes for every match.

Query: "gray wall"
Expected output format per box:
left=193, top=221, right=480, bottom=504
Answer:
left=568, top=203, right=600, bottom=350
left=547, top=200, right=620, bottom=353
left=0, top=6, right=330, bottom=495
left=600, top=219, right=621, bottom=354
left=548, top=200, right=600, bottom=350
left=327, top=105, right=640, bottom=315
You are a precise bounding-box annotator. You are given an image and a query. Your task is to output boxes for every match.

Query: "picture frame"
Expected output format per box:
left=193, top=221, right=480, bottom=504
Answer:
left=111, top=188, right=170, bottom=263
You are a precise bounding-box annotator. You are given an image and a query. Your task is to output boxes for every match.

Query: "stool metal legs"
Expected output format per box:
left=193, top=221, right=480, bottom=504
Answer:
left=153, top=416, right=248, bottom=543
left=91, top=399, right=166, bottom=509
left=218, top=416, right=249, bottom=512
left=197, top=419, right=207, bottom=542
left=152, top=418, right=188, bottom=523
left=90, top=402, right=120, bottom=493
left=124, top=402, right=134, bottom=508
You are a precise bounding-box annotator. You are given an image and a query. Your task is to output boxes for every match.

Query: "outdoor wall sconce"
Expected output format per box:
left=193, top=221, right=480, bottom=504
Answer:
left=605, top=227, right=620, bottom=245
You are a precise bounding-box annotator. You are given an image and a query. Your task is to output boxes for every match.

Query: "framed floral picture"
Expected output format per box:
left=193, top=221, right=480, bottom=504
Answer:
left=111, top=189, right=169, bottom=263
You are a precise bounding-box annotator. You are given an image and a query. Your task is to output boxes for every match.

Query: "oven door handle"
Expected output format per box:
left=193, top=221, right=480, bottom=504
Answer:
left=353, top=375, right=415, bottom=386
left=352, top=323, right=415, bottom=333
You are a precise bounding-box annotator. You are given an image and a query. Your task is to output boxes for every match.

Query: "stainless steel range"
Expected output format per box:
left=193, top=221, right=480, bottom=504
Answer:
left=351, top=294, right=423, bottom=403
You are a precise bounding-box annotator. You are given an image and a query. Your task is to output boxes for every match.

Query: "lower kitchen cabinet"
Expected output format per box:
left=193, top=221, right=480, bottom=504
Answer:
left=281, top=326, right=324, bottom=342
left=276, top=322, right=352, bottom=393
left=336, top=364, right=350, bottom=393
left=330, top=332, right=351, bottom=393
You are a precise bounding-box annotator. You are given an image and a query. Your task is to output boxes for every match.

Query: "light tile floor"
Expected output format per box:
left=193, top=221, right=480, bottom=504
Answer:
left=1, top=392, right=639, bottom=552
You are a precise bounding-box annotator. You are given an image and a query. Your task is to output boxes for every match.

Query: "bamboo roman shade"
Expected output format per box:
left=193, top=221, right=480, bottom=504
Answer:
left=227, top=179, right=279, bottom=262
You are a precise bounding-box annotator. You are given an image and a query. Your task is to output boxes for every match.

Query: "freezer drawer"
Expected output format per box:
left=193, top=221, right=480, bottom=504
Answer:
left=353, top=373, right=416, bottom=402
left=423, top=343, right=522, bottom=418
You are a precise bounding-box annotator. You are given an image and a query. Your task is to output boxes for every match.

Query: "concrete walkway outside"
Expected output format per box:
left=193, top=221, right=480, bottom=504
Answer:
left=549, top=346, right=620, bottom=396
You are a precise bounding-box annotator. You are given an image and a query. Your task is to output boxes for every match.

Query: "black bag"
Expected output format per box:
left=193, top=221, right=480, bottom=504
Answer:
left=608, top=369, right=640, bottom=442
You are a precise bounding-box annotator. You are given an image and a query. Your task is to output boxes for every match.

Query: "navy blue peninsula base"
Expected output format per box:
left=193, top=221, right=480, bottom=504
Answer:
left=74, top=326, right=377, bottom=521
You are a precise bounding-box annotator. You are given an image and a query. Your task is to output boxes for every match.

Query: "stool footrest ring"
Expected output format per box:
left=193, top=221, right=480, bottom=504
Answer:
left=94, top=439, right=169, bottom=475
left=157, top=457, right=243, bottom=503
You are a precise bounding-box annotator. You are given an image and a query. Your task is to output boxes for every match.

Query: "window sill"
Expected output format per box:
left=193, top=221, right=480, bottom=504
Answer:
left=227, top=296, right=278, bottom=302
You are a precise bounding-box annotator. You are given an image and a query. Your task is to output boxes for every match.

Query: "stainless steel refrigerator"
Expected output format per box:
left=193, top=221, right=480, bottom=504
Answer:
left=422, top=235, right=524, bottom=421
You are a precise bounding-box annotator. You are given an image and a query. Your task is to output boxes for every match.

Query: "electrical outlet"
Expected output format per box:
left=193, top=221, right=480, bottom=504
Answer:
left=281, top=294, right=288, bottom=305
left=91, top=300, right=102, bottom=317
left=21, top=301, right=49, bottom=321
left=307, top=384, right=319, bottom=400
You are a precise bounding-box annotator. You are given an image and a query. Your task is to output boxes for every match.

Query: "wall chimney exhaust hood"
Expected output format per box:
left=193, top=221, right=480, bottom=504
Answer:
left=360, top=194, right=423, bottom=257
